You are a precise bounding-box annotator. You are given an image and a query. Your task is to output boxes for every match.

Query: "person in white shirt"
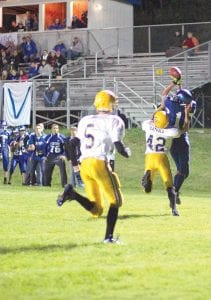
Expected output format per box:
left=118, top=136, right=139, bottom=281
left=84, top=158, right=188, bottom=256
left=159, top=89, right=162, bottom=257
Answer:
left=57, top=90, right=131, bottom=243
left=141, top=108, right=190, bottom=216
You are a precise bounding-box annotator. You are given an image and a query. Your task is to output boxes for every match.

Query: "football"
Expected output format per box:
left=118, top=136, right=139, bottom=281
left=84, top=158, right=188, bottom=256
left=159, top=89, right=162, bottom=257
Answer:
left=169, top=66, right=182, bottom=79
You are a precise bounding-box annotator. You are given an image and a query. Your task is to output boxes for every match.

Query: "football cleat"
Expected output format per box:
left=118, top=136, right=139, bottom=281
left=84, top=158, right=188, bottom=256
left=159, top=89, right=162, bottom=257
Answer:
left=172, top=208, right=180, bottom=217
left=142, top=170, right=152, bottom=193
left=57, top=184, right=76, bottom=206
left=103, top=237, right=121, bottom=244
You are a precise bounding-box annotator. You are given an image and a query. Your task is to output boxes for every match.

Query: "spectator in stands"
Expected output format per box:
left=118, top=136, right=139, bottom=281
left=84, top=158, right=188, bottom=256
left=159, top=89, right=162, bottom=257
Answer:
left=48, top=18, right=65, bottom=30
left=1, top=59, right=10, bottom=73
left=10, top=49, right=23, bottom=70
left=53, top=39, right=66, bottom=57
left=8, top=69, right=19, bottom=80
left=40, top=49, right=49, bottom=61
left=66, top=37, right=83, bottom=60
left=182, top=31, right=199, bottom=53
left=16, top=22, right=25, bottom=32
left=71, top=16, right=85, bottom=29
left=55, top=50, right=66, bottom=76
left=19, top=69, right=28, bottom=81
left=32, top=14, right=38, bottom=31
left=9, top=20, right=18, bottom=32
left=171, top=30, right=183, bottom=48
left=38, top=60, right=53, bottom=79
left=47, top=50, right=57, bottom=69
left=81, top=11, right=88, bottom=27
left=4, top=40, right=16, bottom=57
left=28, top=60, right=39, bottom=78
left=0, top=50, right=10, bottom=70
left=25, top=11, right=34, bottom=31
left=22, top=35, right=38, bottom=62
left=1, top=70, right=9, bottom=80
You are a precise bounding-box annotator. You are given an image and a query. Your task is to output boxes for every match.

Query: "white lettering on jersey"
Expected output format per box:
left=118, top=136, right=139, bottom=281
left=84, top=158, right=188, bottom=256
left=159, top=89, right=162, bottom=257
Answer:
left=77, top=114, right=125, bottom=161
left=142, top=120, right=180, bottom=154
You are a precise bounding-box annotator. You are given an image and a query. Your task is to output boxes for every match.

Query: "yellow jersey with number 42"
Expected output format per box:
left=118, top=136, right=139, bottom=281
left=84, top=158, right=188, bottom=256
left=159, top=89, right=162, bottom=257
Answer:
left=142, top=120, right=181, bottom=154
left=77, top=114, right=125, bottom=161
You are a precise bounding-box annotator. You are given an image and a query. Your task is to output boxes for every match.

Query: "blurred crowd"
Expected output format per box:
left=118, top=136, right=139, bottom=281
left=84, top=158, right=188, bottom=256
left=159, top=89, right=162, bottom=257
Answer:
left=0, top=35, right=84, bottom=80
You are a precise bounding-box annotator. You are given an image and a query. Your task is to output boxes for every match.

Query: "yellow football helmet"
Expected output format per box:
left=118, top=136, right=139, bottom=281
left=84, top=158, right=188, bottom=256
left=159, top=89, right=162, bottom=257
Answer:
left=94, top=90, right=117, bottom=112
left=153, top=111, right=169, bottom=128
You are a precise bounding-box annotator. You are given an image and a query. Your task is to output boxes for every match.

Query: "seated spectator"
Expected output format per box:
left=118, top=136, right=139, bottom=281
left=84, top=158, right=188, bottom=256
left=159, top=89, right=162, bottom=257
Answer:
left=40, top=49, right=49, bottom=61
left=8, top=69, right=19, bottom=81
left=71, top=16, right=85, bottom=29
left=19, top=69, right=28, bottom=81
left=182, top=32, right=199, bottom=53
left=1, top=58, right=10, bottom=72
left=0, top=50, right=10, bottom=69
left=55, top=50, right=66, bottom=76
left=47, top=50, right=57, bottom=72
left=22, top=35, right=38, bottom=62
left=9, top=20, right=18, bottom=32
left=43, top=86, right=62, bottom=107
left=28, top=61, right=39, bottom=78
left=38, top=60, right=53, bottom=79
left=165, top=30, right=183, bottom=57
left=1, top=70, right=9, bottom=80
left=53, top=39, right=66, bottom=57
left=48, top=18, right=65, bottom=30
left=66, top=37, right=83, bottom=60
left=10, top=49, right=23, bottom=70
left=16, top=22, right=25, bottom=32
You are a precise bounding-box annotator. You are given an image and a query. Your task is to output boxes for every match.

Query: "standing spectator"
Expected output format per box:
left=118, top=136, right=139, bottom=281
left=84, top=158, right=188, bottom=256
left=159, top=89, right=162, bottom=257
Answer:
left=44, top=124, right=67, bottom=187
left=25, top=11, right=34, bottom=31
left=182, top=32, right=199, bottom=53
left=66, top=37, right=83, bottom=60
left=53, top=39, right=66, bottom=57
left=28, top=61, right=39, bottom=78
left=32, top=14, right=38, bottom=31
left=22, top=35, right=38, bottom=62
left=71, top=16, right=85, bottom=29
left=55, top=50, right=66, bottom=76
left=28, top=124, right=46, bottom=186
left=48, top=18, right=65, bottom=30
left=9, top=20, right=18, bottom=32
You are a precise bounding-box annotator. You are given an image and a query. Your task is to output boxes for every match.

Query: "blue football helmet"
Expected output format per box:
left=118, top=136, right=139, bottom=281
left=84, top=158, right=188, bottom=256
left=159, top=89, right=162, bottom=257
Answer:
left=174, top=89, right=193, bottom=106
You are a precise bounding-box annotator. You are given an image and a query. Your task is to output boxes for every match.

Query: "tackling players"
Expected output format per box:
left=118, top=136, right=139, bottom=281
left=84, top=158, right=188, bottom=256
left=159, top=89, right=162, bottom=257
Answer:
left=57, top=90, right=131, bottom=243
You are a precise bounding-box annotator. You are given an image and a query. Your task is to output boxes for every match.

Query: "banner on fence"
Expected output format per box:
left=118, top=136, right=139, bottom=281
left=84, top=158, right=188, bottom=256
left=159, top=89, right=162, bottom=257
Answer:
left=3, top=82, right=32, bottom=126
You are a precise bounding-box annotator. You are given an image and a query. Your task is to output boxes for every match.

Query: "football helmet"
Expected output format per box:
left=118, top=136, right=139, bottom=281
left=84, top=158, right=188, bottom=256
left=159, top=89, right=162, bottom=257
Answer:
left=94, top=90, right=117, bottom=112
left=174, top=89, right=193, bottom=105
left=154, top=111, right=169, bottom=129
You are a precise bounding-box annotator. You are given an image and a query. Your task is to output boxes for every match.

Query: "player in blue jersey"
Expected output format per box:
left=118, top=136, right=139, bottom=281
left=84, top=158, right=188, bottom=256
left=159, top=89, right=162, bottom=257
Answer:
left=44, top=123, right=67, bottom=187
left=0, top=121, right=11, bottom=184
left=8, top=126, right=29, bottom=185
left=161, top=76, right=196, bottom=204
left=28, top=123, right=47, bottom=186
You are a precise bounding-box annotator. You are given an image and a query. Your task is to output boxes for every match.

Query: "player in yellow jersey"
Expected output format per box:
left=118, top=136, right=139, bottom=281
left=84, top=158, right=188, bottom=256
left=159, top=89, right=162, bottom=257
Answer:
left=141, top=108, right=190, bottom=216
left=57, top=90, right=131, bottom=243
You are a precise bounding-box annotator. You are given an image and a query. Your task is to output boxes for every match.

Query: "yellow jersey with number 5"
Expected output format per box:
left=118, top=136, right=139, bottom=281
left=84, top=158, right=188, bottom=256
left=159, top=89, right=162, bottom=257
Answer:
left=77, top=114, right=125, bottom=161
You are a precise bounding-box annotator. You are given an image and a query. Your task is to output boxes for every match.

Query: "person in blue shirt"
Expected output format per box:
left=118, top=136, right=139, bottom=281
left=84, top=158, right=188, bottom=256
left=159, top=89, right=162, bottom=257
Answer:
left=161, top=77, right=196, bottom=204
left=0, top=121, right=11, bottom=184
left=44, top=123, right=67, bottom=187
left=8, top=127, right=28, bottom=185
left=22, top=35, right=37, bottom=62
left=28, top=124, right=46, bottom=186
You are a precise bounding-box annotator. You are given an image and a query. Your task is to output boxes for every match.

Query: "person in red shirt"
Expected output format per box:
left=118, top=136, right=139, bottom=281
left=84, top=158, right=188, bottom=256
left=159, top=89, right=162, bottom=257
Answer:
left=182, top=32, right=199, bottom=53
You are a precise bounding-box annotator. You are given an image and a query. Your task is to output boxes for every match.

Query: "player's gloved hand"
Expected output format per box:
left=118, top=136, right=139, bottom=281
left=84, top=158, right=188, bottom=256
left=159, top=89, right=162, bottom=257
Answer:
left=125, top=147, right=131, bottom=157
left=170, top=75, right=182, bottom=86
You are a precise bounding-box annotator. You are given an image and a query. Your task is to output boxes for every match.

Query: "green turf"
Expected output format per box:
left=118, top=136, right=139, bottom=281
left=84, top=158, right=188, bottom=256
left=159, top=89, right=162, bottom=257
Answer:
left=0, top=129, right=211, bottom=300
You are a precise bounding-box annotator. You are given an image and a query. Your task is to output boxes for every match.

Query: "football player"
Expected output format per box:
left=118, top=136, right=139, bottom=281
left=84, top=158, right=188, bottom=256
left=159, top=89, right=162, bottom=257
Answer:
left=161, top=76, right=196, bottom=204
left=0, top=121, right=11, bottom=184
left=57, top=90, right=131, bottom=243
left=142, top=108, right=190, bottom=216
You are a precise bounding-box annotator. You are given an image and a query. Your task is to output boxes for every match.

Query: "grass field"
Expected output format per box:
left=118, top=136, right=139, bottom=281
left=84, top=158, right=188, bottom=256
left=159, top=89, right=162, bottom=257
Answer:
left=0, top=129, right=211, bottom=300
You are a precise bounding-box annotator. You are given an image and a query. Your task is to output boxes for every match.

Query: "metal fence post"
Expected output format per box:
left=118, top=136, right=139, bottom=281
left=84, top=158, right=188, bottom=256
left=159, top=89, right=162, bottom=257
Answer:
left=208, top=40, right=211, bottom=80
left=148, top=25, right=151, bottom=54
left=66, top=79, right=70, bottom=129
left=32, top=81, right=36, bottom=128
